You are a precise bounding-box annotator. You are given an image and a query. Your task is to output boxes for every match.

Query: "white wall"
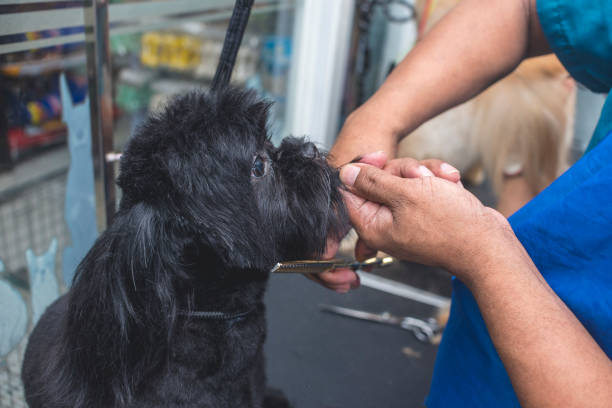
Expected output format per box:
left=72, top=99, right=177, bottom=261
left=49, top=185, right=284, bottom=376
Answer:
left=283, top=0, right=355, bottom=149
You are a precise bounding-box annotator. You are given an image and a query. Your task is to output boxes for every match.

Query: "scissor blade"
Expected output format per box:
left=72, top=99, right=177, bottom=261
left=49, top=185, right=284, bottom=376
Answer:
left=271, top=256, right=395, bottom=274
left=319, top=304, right=403, bottom=326
left=271, top=259, right=350, bottom=274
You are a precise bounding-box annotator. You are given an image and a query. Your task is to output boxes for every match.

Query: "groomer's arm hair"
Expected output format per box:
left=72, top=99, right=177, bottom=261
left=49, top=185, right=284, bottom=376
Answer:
left=467, top=235, right=612, bottom=408
left=331, top=0, right=549, bottom=165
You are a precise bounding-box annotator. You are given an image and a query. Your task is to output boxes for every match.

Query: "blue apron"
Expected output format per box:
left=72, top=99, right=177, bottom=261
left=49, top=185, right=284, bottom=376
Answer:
left=426, top=0, right=612, bottom=406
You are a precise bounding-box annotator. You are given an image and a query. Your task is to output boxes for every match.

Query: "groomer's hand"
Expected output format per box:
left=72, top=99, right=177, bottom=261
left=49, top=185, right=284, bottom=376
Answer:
left=310, top=152, right=462, bottom=293
left=340, top=161, right=510, bottom=281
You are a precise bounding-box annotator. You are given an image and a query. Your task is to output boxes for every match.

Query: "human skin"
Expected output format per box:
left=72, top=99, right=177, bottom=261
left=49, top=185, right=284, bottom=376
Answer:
left=328, top=0, right=550, bottom=168
left=320, top=0, right=550, bottom=290
left=307, top=151, right=461, bottom=292
left=312, top=0, right=612, bottom=404
left=338, top=161, right=612, bottom=408
left=496, top=174, right=534, bottom=217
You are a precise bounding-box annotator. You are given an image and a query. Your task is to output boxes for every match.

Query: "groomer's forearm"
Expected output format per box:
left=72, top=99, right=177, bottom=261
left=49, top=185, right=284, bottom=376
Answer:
left=370, top=0, right=551, bottom=135
left=333, top=0, right=548, bottom=164
left=465, top=233, right=612, bottom=408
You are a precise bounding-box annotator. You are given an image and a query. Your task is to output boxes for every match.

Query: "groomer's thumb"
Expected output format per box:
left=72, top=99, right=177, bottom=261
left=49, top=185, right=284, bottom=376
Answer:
left=340, top=164, right=402, bottom=207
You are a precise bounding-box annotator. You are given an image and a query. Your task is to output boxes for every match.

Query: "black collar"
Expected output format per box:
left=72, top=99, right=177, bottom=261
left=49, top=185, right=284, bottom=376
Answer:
left=178, top=308, right=253, bottom=321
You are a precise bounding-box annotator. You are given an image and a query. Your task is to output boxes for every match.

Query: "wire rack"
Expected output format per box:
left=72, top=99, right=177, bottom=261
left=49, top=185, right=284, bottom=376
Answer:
left=0, top=341, right=27, bottom=408
left=0, top=168, right=69, bottom=287
left=0, top=168, right=69, bottom=408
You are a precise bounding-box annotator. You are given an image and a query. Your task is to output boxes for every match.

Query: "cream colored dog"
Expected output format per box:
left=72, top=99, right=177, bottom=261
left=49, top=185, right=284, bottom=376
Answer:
left=399, top=0, right=575, bottom=216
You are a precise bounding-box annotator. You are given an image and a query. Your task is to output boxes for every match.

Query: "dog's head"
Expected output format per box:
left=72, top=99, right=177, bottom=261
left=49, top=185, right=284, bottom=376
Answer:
left=117, top=87, right=347, bottom=272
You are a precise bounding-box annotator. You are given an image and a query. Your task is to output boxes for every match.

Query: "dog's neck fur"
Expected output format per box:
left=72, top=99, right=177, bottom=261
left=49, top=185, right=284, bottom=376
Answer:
left=133, top=273, right=269, bottom=407
left=53, top=207, right=272, bottom=406
left=184, top=264, right=268, bottom=312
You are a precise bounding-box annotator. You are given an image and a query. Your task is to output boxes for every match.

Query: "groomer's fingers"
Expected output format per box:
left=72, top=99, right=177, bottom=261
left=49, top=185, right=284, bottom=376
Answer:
left=351, top=151, right=387, bottom=168
left=340, top=164, right=407, bottom=208
left=319, top=268, right=358, bottom=285
left=384, top=158, right=461, bottom=183
left=384, top=157, right=425, bottom=178
left=420, top=159, right=461, bottom=183
left=341, top=189, right=390, bottom=228
left=354, top=237, right=377, bottom=262
left=304, top=269, right=359, bottom=293
left=341, top=189, right=394, bottom=252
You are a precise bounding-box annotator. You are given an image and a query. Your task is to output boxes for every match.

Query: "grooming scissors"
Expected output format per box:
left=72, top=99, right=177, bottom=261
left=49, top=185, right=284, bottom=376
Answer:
left=271, top=256, right=394, bottom=274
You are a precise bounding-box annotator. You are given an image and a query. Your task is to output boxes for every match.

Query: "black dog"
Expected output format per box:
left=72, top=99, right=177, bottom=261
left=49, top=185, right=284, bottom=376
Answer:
left=22, top=87, right=347, bottom=407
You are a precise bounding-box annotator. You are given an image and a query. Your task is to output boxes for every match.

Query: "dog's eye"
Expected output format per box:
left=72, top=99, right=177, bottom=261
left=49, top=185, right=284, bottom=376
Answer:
left=251, top=155, right=266, bottom=178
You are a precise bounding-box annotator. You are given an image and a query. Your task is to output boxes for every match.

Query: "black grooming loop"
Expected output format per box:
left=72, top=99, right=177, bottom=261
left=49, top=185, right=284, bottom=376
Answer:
left=178, top=309, right=254, bottom=320
left=187, top=0, right=256, bottom=321
left=211, top=0, right=256, bottom=90
left=359, top=0, right=416, bottom=26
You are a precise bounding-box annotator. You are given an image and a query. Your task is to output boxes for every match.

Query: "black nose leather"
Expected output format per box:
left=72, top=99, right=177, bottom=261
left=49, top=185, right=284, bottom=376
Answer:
left=274, top=137, right=323, bottom=163
left=302, top=142, right=319, bottom=159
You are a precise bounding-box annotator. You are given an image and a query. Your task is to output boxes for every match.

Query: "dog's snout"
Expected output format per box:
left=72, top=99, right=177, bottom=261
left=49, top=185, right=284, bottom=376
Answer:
left=301, top=142, right=319, bottom=159
left=274, top=138, right=322, bottom=162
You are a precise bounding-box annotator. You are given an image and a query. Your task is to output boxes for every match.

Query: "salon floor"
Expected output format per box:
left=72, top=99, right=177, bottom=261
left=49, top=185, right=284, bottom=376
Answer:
left=264, top=182, right=496, bottom=408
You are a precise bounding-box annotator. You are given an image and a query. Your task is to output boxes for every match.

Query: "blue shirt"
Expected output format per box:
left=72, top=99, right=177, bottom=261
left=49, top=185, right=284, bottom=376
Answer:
left=537, top=0, right=612, bottom=150
left=426, top=1, right=612, bottom=406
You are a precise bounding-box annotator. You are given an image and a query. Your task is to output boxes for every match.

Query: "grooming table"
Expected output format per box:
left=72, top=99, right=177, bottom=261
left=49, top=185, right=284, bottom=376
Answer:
left=265, top=262, right=449, bottom=408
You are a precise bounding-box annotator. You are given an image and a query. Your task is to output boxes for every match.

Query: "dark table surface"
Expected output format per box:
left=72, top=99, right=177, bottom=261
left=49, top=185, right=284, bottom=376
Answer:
left=264, top=270, right=444, bottom=408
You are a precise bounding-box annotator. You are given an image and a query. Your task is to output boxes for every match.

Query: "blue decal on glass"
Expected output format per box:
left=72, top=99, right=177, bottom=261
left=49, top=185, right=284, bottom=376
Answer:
left=0, top=260, right=28, bottom=358
left=26, top=239, right=60, bottom=325
left=59, top=74, right=98, bottom=286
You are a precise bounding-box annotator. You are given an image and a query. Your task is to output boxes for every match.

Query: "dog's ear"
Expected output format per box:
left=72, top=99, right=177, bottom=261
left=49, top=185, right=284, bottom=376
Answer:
left=181, top=192, right=273, bottom=271
left=63, top=202, right=187, bottom=406
left=246, top=100, right=271, bottom=135
left=117, top=88, right=276, bottom=271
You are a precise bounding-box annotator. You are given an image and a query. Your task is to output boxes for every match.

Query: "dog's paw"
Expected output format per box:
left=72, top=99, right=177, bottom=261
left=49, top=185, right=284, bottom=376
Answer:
left=263, top=387, right=292, bottom=408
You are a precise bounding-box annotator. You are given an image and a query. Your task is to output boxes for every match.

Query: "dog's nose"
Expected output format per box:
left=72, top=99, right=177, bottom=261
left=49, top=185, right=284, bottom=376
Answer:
left=301, top=142, right=319, bottom=159
left=274, top=137, right=322, bottom=162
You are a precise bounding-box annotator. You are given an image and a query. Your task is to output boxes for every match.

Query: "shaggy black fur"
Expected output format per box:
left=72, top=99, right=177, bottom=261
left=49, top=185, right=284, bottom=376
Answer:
left=21, top=87, right=347, bottom=407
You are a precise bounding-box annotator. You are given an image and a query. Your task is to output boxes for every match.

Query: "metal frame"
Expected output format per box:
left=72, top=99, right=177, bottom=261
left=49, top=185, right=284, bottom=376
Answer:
left=376, top=0, right=418, bottom=87
left=0, top=0, right=297, bottom=228
left=84, top=0, right=116, bottom=227
left=0, top=1, right=289, bottom=55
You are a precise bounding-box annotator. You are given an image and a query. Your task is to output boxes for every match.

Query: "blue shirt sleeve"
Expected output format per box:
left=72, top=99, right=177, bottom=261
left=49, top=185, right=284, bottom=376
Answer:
left=537, top=0, right=612, bottom=93
left=426, top=3, right=612, bottom=407
left=426, top=122, right=612, bottom=408
left=536, top=0, right=612, bottom=150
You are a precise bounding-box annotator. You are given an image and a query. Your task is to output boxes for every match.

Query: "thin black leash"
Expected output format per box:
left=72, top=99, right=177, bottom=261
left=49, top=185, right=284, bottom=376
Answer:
left=211, top=0, right=255, bottom=90
left=184, top=0, right=255, bottom=321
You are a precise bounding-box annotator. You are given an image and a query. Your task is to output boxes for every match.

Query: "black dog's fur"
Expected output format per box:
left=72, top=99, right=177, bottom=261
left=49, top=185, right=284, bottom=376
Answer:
left=22, top=88, right=347, bottom=407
